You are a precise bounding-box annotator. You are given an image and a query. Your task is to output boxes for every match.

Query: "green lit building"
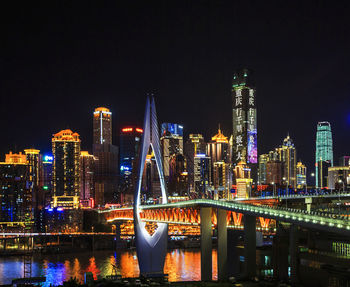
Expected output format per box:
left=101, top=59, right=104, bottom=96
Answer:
left=315, top=122, right=333, bottom=188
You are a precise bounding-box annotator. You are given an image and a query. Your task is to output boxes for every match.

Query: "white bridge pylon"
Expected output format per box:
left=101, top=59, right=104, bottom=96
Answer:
left=134, top=97, right=168, bottom=277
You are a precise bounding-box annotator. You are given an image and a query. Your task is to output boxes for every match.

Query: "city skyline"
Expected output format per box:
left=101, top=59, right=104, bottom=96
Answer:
left=2, top=2, right=350, bottom=174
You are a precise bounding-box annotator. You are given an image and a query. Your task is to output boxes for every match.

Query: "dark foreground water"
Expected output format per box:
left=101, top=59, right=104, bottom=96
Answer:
left=0, top=249, right=217, bottom=286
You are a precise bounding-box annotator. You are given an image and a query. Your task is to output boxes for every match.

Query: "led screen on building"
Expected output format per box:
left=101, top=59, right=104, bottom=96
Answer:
left=247, top=130, right=257, bottom=163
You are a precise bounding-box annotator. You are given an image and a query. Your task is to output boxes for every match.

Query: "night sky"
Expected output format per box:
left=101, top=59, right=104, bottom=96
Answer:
left=2, top=1, right=350, bottom=173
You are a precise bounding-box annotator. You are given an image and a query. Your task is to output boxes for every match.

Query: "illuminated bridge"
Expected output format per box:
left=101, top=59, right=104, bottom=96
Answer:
left=102, top=199, right=350, bottom=235
left=101, top=199, right=350, bottom=282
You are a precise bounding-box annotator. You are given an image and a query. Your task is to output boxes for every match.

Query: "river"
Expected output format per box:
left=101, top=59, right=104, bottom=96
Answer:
left=0, top=249, right=217, bottom=286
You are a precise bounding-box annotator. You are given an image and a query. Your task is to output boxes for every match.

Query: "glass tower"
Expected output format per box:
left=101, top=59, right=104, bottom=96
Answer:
left=315, top=122, right=333, bottom=188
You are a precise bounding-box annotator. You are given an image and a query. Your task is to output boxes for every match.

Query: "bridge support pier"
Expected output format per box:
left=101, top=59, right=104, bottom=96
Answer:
left=244, top=215, right=256, bottom=279
left=200, top=207, right=212, bottom=281
left=227, top=230, right=242, bottom=278
left=290, top=224, right=299, bottom=285
left=273, top=224, right=289, bottom=281
left=217, top=208, right=227, bottom=281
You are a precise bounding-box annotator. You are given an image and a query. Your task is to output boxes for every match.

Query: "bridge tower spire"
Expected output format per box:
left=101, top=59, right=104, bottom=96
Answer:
left=133, top=97, right=168, bottom=277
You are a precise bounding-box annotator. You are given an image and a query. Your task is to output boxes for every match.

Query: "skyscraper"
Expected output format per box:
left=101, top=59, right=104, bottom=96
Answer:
left=207, top=128, right=231, bottom=199
left=93, top=107, right=118, bottom=205
left=315, top=122, right=333, bottom=188
left=193, top=154, right=211, bottom=198
left=119, top=127, right=143, bottom=203
left=276, top=135, right=297, bottom=189
left=184, top=134, right=207, bottom=192
left=258, top=154, right=269, bottom=185
left=0, top=152, right=32, bottom=225
left=80, top=151, right=95, bottom=207
left=160, top=123, right=184, bottom=178
left=93, top=107, right=112, bottom=145
left=296, top=161, right=307, bottom=189
left=232, top=68, right=257, bottom=173
left=52, top=129, right=81, bottom=209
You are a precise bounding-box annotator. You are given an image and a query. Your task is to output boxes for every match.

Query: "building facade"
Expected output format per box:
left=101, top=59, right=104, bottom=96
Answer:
left=184, top=134, right=206, bottom=192
left=276, top=135, right=297, bottom=188
left=80, top=151, right=95, bottom=207
left=193, top=154, right=211, bottom=198
left=207, top=128, right=231, bottom=199
left=119, top=127, right=143, bottom=203
left=52, top=129, right=81, bottom=209
left=296, top=161, right=307, bottom=189
left=232, top=68, right=257, bottom=178
left=93, top=107, right=118, bottom=205
left=93, top=107, right=112, bottom=145
left=315, top=122, right=333, bottom=188
left=0, top=153, right=32, bottom=225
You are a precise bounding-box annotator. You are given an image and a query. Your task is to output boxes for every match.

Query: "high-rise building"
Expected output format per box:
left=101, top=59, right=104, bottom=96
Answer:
left=160, top=123, right=184, bottom=178
left=168, top=154, right=188, bottom=196
left=296, top=161, right=307, bottom=189
left=266, top=160, right=283, bottom=185
left=160, top=123, right=184, bottom=196
left=193, top=154, right=211, bottom=198
left=258, top=154, right=269, bottom=185
left=93, top=107, right=112, bottom=145
left=232, top=69, right=257, bottom=177
left=119, top=127, right=143, bottom=203
left=339, top=156, right=350, bottom=167
left=80, top=151, right=95, bottom=207
left=234, top=161, right=252, bottom=199
left=207, top=128, right=231, bottom=199
left=328, top=166, right=350, bottom=191
left=42, top=154, right=53, bottom=207
left=315, top=122, right=333, bottom=188
left=276, top=135, right=297, bottom=188
left=317, top=160, right=331, bottom=189
left=93, top=107, right=118, bottom=205
left=24, top=149, right=43, bottom=231
left=184, top=134, right=206, bottom=192
left=52, top=129, right=81, bottom=209
left=0, top=152, right=32, bottom=225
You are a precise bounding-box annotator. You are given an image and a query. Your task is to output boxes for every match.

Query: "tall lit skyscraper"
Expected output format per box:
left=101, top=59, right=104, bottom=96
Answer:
left=184, top=134, right=207, bottom=192
left=258, top=154, right=269, bottom=185
left=93, top=107, right=118, bottom=205
left=232, top=69, right=257, bottom=172
left=52, top=129, right=81, bottom=209
left=296, top=161, right=307, bottom=189
left=207, top=128, right=231, bottom=199
left=315, top=122, right=333, bottom=188
left=80, top=151, right=95, bottom=207
left=160, top=123, right=184, bottom=196
left=93, top=107, right=112, bottom=145
left=193, top=154, right=211, bottom=198
left=0, top=152, right=33, bottom=225
left=119, top=127, right=143, bottom=203
left=276, top=135, right=297, bottom=188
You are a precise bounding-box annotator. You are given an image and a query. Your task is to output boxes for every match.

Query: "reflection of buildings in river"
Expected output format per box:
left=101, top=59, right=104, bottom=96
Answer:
left=119, top=251, right=139, bottom=278
left=86, top=257, right=101, bottom=280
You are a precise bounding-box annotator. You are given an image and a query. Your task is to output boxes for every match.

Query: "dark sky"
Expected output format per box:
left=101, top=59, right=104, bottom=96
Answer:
left=2, top=1, right=350, bottom=173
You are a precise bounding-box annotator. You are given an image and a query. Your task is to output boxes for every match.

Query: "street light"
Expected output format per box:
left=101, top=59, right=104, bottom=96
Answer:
left=271, top=182, right=275, bottom=197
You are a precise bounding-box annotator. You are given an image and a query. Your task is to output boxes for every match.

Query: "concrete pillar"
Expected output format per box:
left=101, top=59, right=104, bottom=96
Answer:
left=217, top=208, right=227, bottom=281
left=227, top=229, right=242, bottom=277
left=200, top=207, right=212, bottom=281
left=244, top=215, right=256, bottom=279
left=290, top=224, right=299, bottom=285
left=273, top=224, right=288, bottom=281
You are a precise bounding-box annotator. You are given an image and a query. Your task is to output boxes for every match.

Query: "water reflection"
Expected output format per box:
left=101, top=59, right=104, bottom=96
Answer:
left=0, top=249, right=217, bottom=286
